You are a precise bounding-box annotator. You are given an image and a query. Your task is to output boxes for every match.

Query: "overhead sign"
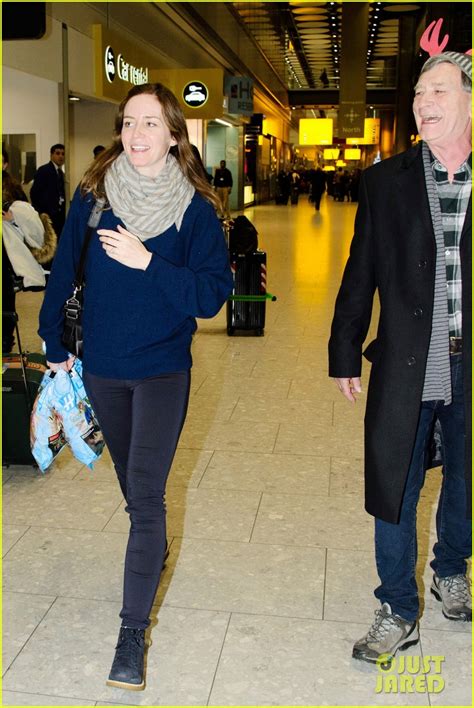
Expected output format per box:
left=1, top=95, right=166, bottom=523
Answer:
left=338, top=3, right=369, bottom=137
left=150, top=69, right=224, bottom=119
left=299, top=119, right=333, bottom=145
left=347, top=118, right=380, bottom=145
left=183, top=81, right=209, bottom=109
left=94, top=25, right=153, bottom=102
left=225, top=76, right=254, bottom=115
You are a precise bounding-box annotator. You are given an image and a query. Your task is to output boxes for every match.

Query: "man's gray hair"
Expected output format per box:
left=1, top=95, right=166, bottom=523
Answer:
left=420, top=53, right=472, bottom=93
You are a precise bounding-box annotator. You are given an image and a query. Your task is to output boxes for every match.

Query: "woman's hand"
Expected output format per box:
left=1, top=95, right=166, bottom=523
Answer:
left=47, top=357, right=76, bottom=373
left=97, top=225, right=152, bottom=270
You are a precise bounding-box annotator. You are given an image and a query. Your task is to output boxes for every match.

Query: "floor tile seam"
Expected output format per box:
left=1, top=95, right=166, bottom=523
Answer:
left=3, top=590, right=122, bottom=605
left=192, top=485, right=349, bottom=499
left=1, top=688, right=97, bottom=705
left=271, top=448, right=364, bottom=458
left=204, top=612, right=233, bottom=706
left=270, top=421, right=281, bottom=455
left=2, top=523, right=129, bottom=536
left=3, top=594, right=59, bottom=676
left=189, top=372, right=209, bottom=395
left=159, top=602, right=325, bottom=623
left=417, top=635, right=434, bottom=708
left=247, top=491, right=264, bottom=543
left=2, top=525, right=32, bottom=559
left=3, top=589, right=58, bottom=600
left=195, top=450, right=218, bottom=489
left=418, top=625, right=473, bottom=635
left=321, top=548, right=328, bottom=621
left=167, top=537, right=372, bottom=554
left=200, top=451, right=334, bottom=462
left=70, top=462, right=88, bottom=479
left=100, top=496, right=128, bottom=532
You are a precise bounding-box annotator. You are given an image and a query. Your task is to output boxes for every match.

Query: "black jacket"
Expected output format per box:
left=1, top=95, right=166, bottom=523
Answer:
left=213, top=168, right=233, bottom=188
left=30, top=161, right=65, bottom=236
left=329, top=143, right=471, bottom=523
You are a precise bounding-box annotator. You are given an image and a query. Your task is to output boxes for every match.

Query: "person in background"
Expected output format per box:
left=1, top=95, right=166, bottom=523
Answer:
left=30, top=143, right=66, bottom=239
left=349, top=168, right=361, bottom=202
left=319, top=67, right=329, bottom=88
left=93, top=145, right=106, bottom=159
left=2, top=167, right=46, bottom=351
left=329, top=49, right=471, bottom=665
left=310, top=167, right=327, bottom=211
left=213, top=159, right=233, bottom=218
left=38, top=82, right=233, bottom=691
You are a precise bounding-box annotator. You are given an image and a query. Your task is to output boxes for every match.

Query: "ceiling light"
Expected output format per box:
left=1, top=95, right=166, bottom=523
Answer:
left=214, top=119, right=233, bottom=127
left=69, top=95, right=80, bottom=102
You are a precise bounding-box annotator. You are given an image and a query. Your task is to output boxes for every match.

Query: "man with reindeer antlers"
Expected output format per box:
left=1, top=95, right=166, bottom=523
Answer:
left=329, top=19, right=471, bottom=665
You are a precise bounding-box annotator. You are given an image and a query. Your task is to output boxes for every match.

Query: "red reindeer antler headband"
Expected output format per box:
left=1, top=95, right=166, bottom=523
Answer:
left=419, top=18, right=472, bottom=80
left=420, top=19, right=450, bottom=56
left=420, top=17, right=472, bottom=57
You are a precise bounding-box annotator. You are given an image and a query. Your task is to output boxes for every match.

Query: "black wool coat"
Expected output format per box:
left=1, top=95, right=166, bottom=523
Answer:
left=329, top=143, right=471, bottom=524
left=30, top=161, right=66, bottom=236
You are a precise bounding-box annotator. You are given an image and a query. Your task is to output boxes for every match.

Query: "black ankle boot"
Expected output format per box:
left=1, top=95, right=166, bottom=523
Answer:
left=106, top=627, right=146, bottom=690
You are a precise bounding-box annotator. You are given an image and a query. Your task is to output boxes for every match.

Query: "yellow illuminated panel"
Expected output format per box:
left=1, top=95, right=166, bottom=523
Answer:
left=299, top=119, right=333, bottom=145
left=344, top=148, right=361, bottom=160
left=323, top=148, right=340, bottom=160
left=346, top=118, right=380, bottom=145
left=336, top=160, right=347, bottom=167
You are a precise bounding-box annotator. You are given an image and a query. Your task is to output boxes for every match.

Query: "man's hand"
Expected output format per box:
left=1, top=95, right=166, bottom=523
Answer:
left=333, top=376, right=362, bottom=403
left=98, top=225, right=152, bottom=270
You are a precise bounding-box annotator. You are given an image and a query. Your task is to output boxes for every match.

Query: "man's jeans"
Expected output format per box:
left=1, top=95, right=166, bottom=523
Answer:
left=374, top=354, right=471, bottom=622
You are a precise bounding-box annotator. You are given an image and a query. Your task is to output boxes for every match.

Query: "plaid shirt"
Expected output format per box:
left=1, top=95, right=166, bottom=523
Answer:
left=431, top=154, right=472, bottom=338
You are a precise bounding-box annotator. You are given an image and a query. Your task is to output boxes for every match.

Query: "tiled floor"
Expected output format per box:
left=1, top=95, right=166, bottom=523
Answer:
left=2, top=195, right=471, bottom=706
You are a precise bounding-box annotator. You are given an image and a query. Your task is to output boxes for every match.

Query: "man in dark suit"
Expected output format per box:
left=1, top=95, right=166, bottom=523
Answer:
left=329, top=50, right=471, bottom=664
left=30, top=143, right=66, bottom=239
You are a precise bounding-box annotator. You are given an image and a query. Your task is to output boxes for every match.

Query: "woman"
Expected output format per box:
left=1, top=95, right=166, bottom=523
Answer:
left=38, top=83, right=233, bottom=690
left=2, top=168, right=46, bottom=351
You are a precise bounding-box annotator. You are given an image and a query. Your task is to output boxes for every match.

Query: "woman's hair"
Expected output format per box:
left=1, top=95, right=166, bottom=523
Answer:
left=80, top=83, right=220, bottom=209
left=2, top=170, right=28, bottom=204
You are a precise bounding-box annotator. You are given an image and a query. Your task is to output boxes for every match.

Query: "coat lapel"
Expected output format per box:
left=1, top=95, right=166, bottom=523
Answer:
left=393, top=145, right=435, bottom=248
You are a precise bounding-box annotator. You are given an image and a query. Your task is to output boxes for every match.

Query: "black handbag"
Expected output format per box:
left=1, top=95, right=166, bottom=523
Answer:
left=61, top=198, right=105, bottom=358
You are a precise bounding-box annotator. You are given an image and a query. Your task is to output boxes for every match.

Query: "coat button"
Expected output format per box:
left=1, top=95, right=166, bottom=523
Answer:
left=418, top=259, right=427, bottom=269
left=407, top=355, right=416, bottom=366
left=414, top=307, right=423, bottom=317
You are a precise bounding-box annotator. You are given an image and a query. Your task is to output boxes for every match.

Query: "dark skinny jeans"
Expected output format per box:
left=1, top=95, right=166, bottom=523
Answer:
left=83, top=370, right=190, bottom=629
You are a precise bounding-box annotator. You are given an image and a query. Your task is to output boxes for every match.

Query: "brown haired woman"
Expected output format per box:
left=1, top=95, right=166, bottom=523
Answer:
left=39, top=83, right=233, bottom=690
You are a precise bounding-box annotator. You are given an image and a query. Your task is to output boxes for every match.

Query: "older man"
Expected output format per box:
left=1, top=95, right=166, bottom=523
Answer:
left=329, top=50, right=471, bottom=664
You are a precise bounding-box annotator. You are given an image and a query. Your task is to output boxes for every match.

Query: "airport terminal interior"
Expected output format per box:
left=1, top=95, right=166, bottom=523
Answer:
left=2, top=2, right=472, bottom=706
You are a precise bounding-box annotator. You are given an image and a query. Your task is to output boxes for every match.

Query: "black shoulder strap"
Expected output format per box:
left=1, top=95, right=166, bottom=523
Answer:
left=73, top=198, right=106, bottom=289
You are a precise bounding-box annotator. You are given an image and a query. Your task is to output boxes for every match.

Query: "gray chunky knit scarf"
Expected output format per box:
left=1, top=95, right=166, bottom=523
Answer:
left=104, top=152, right=194, bottom=240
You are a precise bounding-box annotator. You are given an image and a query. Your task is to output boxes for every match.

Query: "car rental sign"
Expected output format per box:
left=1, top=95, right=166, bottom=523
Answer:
left=150, top=69, right=224, bottom=118
left=94, top=25, right=153, bottom=102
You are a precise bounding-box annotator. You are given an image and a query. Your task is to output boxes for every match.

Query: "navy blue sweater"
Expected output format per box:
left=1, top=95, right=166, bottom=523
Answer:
left=39, top=189, right=233, bottom=379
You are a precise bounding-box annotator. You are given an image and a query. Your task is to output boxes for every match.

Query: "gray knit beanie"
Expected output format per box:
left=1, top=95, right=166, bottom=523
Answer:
left=441, top=51, right=472, bottom=81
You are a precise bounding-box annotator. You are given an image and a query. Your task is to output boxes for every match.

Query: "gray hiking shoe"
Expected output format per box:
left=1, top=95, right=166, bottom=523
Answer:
left=431, top=574, right=472, bottom=621
left=352, top=602, right=419, bottom=665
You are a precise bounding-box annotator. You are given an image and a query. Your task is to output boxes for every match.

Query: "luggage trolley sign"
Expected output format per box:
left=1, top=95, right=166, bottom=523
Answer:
left=183, top=81, right=208, bottom=108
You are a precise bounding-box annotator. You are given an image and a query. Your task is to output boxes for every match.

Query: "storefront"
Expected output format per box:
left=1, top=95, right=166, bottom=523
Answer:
left=3, top=4, right=288, bottom=213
